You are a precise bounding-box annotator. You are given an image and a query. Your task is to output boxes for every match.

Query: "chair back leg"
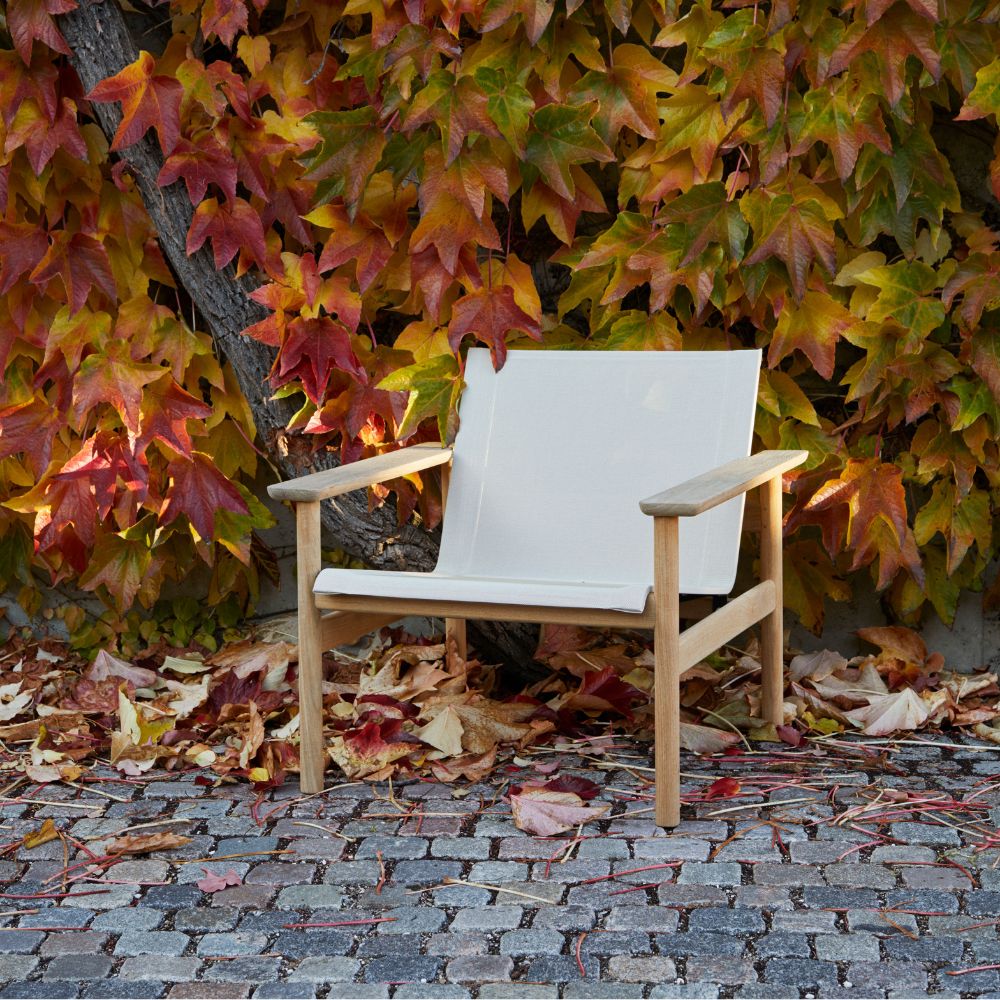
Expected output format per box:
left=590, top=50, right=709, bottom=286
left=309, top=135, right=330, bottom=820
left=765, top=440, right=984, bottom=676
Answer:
left=759, top=475, right=785, bottom=726
left=296, top=501, right=326, bottom=793
left=445, top=618, right=467, bottom=670
left=653, top=516, right=682, bottom=828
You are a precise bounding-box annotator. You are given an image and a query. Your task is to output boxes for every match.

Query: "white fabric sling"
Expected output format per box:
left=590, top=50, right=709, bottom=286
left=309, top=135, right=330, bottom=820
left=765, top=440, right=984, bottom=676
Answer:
left=314, top=348, right=762, bottom=612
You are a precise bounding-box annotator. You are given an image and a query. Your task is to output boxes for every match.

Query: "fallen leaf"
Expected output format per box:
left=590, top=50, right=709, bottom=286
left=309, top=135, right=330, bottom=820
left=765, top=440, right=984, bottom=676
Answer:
left=87, top=649, right=158, bottom=688
left=197, top=867, right=243, bottom=892
left=678, top=722, right=740, bottom=754
left=509, top=787, right=609, bottom=836
left=788, top=649, right=848, bottom=683
left=844, top=687, right=930, bottom=735
left=105, top=831, right=193, bottom=855
left=0, top=681, right=33, bottom=722
left=856, top=626, right=928, bottom=666
left=23, top=818, right=59, bottom=850
left=416, top=705, right=464, bottom=756
left=704, top=777, right=741, bottom=800
left=429, top=748, right=497, bottom=782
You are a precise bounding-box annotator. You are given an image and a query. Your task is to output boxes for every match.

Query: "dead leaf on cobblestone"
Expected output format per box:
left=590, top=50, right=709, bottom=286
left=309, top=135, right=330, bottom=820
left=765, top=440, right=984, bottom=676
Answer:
left=196, top=868, right=243, bottom=892
left=105, top=831, right=193, bottom=855
left=509, top=785, right=610, bottom=836
left=22, top=818, right=58, bottom=850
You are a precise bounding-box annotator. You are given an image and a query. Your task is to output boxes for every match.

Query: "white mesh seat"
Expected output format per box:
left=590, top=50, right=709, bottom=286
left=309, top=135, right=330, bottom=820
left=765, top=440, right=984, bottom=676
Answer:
left=314, top=348, right=762, bottom=610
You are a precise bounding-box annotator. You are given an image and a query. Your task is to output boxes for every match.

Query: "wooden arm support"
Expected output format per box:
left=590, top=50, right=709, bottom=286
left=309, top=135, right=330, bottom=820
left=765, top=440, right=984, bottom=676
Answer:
left=639, top=450, right=808, bottom=518
left=267, top=443, right=453, bottom=503
left=647, top=450, right=806, bottom=828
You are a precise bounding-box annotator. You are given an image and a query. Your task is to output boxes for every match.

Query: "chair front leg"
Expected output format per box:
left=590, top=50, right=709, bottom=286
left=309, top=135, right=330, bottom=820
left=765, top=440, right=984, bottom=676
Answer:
left=296, top=501, right=326, bottom=794
left=653, top=516, right=682, bottom=828
left=758, top=474, right=784, bottom=727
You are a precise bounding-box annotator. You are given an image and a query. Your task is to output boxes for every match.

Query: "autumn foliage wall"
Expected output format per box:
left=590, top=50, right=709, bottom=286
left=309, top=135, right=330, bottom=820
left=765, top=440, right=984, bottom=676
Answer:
left=1, top=0, right=1000, bottom=649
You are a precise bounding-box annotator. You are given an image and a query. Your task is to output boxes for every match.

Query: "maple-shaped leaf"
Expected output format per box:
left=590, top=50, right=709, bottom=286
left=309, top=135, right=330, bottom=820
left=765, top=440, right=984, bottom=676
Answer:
left=969, top=327, right=1000, bottom=406
left=799, top=459, right=924, bottom=590
left=480, top=0, right=555, bottom=45
left=829, top=6, right=941, bottom=106
left=915, top=481, right=991, bottom=575
left=957, top=57, right=1000, bottom=121
left=308, top=205, right=391, bottom=295
left=743, top=192, right=836, bottom=300
left=301, top=109, right=386, bottom=217
left=570, top=44, right=678, bottom=143
left=600, top=310, right=681, bottom=351
left=87, top=51, right=183, bottom=155
left=78, top=531, right=152, bottom=611
left=448, top=285, right=542, bottom=368
left=521, top=168, right=606, bottom=245
left=783, top=539, right=851, bottom=634
left=769, top=291, right=859, bottom=380
left=942, top=253, right=1000, bottom=330
left=656, top=181, right=748, bottom=265
left=474, top=66, right=534, bottom=156
left=201, top=0, right=248, bottom=47
left=186, top=197, right=266, bottom=270
left=0, top=395, right=61, bottom=474
left=377, top=354, right=463, bottom=441
left=0, top=221, right=49, bottom=294
left=4, top=94, right=87, bottom=175
left=403, top=70, right=500, bottom=165
left=509, top=787, right=609, bottom=836
left=136, top=375, right=213, bottom=455
left=71, top=343, right=166, bottom=434
left=851, top=260, right=946, bottom=342
left=30, top=232, right=116, bottom=314
left=560, top=666, right=646, bottom=719
left=792, top=88, right=891, bottom=181
left=161, top=451, right=250, bottom=542
left=410, top=161, right=502, bottom=274
left=654, top=88, right=731, bottom=182
left=523, top=102, right=613, bottom=201
left=157, top=135, right=238, bottom=205
left=273, top=316, right=366, bottom=404
left=864, top=0, right=937, bottom=24
left=702, top=13, right=784, bottom=126
left=7, top=0, right=76, bottom=64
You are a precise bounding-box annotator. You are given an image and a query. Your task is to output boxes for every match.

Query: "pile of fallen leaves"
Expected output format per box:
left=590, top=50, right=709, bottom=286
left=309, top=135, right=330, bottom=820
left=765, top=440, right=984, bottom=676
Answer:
left=2, top=621, right=999, bottom=831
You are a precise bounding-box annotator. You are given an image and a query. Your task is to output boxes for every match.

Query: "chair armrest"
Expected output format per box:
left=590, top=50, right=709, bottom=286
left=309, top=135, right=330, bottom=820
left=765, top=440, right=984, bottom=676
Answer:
left=268, top=444, right=453, bottom=502
left=639, top=450, right=808, bottom=518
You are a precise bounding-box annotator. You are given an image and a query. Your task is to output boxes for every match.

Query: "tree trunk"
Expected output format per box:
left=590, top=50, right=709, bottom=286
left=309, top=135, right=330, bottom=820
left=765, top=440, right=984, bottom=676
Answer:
left=57, top=0, right=540, bottom=674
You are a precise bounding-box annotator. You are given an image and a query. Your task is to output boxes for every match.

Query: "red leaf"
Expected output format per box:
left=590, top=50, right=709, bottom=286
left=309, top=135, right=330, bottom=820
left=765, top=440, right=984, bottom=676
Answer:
left=186, top=196, right=267, bottom=270
left=7, top=0, right=76, bottom=64
left=197, top=868, right=243, bottom=892
left=538, top=775, right=602, bottom=800
left=561, top=666, right=646, bottom=719
left=704, top=777, right=741, bottom=800
left=448, top=285, right=541, bottom=368
left=70, top=344, right=165, bottom=435
left=87, top=51, right=183, bottom=155
left=0, top=395, right=60, bottom=474
left=273, top=316, right=366, bottom=404
left=776, top=725, right=803, bottom=747
left=200, top=0, right=248, bottom=47
left=157, top=135, right=238, bottom=205
left=160, top=451, right=250, bottom=542
left=136, top=376, right=213, bottom=455
left=30, top=232, right=116, bottom=314
left=0, top=222, right=48, bottom=295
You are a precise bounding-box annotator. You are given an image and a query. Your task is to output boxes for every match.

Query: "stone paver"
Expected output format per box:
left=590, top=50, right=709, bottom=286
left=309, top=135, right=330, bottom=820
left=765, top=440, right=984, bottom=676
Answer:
left=0, top=737, right=998, bottom=997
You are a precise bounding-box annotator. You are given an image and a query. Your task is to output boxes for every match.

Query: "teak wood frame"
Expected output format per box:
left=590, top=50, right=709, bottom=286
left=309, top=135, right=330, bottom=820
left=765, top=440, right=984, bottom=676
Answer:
left=271, top=444, right=807, bottom=827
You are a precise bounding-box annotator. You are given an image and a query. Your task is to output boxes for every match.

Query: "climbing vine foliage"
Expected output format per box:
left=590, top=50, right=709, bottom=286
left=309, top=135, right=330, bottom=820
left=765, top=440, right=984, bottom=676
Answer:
left=2, top=0, right=1000, bottom=643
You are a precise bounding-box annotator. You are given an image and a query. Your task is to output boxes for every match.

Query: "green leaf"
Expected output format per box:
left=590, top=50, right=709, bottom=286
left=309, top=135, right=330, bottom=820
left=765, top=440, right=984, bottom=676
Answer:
left=377, top=355, right=464, bottom=442
left=523, top=102, right=613, bottom=201
left=301, top=109, right=387, bottom=216
left=475, top=67, right=534, bottom=156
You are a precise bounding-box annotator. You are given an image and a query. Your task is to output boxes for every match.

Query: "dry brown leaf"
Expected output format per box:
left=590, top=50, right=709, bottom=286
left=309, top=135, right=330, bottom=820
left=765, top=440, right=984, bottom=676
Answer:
left=360, top=644, right=452, bottom=702
left=209, top=640, right=295, bottom=690
left=807, top=661, right=889, bottom=705
left=679, top=722, right=740, bottom=754
left=856, top=626, right=927, bottom=666
left=105, top=831, right=193, bottom=855
left=23, top=818, right=59, bottom=850
left=429, top=748, right=497, bottom=782
left=416, top=705, right=464, bottom=756
left=510, top=787, right=609, bottom=836
left=423, top=697, right=536, bottom=754
left=844, top=688, right=930, bottom=736
left=238, top=701, right=265, bottom=769
left=788, top=649, right=848, bottom=683
left=87, top=649, right=158, bottom=689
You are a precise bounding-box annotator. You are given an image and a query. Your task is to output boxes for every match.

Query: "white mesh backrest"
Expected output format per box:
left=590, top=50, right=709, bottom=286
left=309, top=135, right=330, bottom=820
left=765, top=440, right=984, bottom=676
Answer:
left=436, top=349, right=761, bottom=595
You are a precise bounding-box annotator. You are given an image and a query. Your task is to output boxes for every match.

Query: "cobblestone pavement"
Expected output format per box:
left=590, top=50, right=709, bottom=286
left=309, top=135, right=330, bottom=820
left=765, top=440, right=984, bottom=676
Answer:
left=2, top=736, right=1000, bottom=999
